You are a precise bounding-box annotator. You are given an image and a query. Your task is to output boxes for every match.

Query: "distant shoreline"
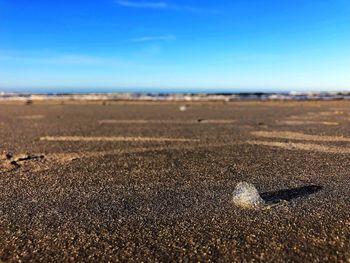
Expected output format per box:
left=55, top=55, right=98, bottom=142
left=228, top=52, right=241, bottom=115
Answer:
left=1, top=92, right=350, bottom=102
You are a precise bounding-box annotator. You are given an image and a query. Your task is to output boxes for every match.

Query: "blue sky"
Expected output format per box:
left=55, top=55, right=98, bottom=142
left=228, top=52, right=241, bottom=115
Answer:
left=0, top=0, right=349, bottom=93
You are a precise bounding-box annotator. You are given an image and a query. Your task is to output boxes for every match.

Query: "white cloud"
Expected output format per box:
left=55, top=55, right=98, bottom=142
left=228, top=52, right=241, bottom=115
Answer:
left=129, top=34, right=176, bottom=43
left=116, top=1, right=168, bottom=9
left=116, top=0, right=218, bottom=13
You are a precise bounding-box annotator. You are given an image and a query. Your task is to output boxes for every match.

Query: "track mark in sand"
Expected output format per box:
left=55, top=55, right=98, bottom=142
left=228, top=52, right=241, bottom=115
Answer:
left=287, top=115, right=316, bottom=120
left=319, top=111, right=345, bottom=116
left=2, top=142, right=237, bottom=173
left=17, top=115, right=44, bottom=120
left=47, top=142, right=238, bottom=165
left=1, top=150, right=140, bottom=173
left=278, top=120, right=339, bottom=126
left=1, top=153, right=46, bottom=173
left=196, top=119, right=236, bottom=124
left=98, top=119, right=236, bottom=124
left=287, top=111, right=345, bottom=120
left=40, top=136, right=199, bottom=142
left=252, top=131, right=350, bottom=142
left=100, top=120, right=150, bottom=124
left=247, top=140, right=350, bottom=154
left=315, top=121, right=339, bottom=126
left=0, top=148, right=165, bottom=173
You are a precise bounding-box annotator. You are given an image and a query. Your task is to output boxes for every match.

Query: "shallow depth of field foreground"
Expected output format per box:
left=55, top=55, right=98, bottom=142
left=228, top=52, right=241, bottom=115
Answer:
left=0, top=100, right=349, bottom=262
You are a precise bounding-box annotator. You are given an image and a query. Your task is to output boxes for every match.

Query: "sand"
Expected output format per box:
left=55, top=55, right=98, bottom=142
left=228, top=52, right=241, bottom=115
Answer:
left=0, top=100, right=349, bottom=262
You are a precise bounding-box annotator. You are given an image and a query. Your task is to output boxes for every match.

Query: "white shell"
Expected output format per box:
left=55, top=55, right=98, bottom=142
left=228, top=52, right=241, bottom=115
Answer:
left=232, top=182, right=265, bottom=208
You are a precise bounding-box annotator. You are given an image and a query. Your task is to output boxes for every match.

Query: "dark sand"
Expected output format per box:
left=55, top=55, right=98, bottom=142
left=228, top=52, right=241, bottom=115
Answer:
left=0, top=101, right=349, bottom=262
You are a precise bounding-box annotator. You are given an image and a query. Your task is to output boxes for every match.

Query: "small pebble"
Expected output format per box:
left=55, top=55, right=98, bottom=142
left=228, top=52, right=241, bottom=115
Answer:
left=179, top=105, right=187, bottom=112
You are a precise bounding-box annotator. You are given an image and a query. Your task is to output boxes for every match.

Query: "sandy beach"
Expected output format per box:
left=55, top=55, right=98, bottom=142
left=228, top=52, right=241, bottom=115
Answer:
left=0, top=100, right=349, bottom=262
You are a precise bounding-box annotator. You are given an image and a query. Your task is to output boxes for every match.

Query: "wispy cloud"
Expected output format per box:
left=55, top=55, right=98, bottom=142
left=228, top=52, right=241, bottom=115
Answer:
left=116, top=0, right=218, bottom=14
left=116, top=0, right=168, bottom=9
left=129, top=34, right=176, bottom=43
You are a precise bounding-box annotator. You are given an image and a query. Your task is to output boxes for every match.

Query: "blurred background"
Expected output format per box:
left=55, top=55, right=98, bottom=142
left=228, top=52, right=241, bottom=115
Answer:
left=0, top=0, right=349, bottom=94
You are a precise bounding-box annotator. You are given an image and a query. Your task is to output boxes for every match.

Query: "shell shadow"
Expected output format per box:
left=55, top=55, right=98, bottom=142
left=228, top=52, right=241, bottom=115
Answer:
left=261, top=185, right=322, bottom=204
